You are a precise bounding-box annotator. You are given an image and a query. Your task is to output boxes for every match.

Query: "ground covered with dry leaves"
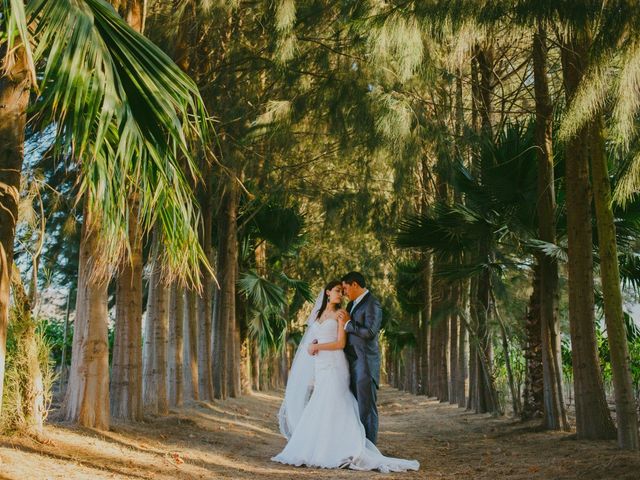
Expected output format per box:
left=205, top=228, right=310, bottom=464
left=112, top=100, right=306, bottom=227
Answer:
left=1, top=386, right=639, bottom=479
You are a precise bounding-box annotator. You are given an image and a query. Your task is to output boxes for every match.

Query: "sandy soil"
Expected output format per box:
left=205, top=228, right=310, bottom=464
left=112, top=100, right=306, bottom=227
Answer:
left=1, top=386, right=639, bottom=480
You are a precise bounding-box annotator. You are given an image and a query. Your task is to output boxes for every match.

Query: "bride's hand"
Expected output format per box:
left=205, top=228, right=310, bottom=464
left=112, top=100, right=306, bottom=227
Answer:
left=337, top=309, right=349, bottom=324
left=307, top=343, right=319, bottom=355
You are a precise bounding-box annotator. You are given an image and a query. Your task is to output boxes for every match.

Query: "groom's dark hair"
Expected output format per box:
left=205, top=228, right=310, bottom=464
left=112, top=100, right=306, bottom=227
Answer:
left=341, top=271, right=366, bottom=288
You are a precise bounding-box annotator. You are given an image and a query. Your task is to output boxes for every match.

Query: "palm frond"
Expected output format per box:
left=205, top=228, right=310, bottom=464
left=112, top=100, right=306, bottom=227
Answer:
left=276, top=272, right=314, bottom=318
left=25, top=0, right=212, bottom=284
left=397, top=201, right=489, bottom=254
left=247, top=308, right=287, bottom=356
left=526, top=239, right=568, bottom=263
left=238, top=270, right=286, bottom=313
left=1, top=0, right=36, bottom=82
left=619, top=253, right=640, bottom=292
left=251, top=201, right=305, bottom=254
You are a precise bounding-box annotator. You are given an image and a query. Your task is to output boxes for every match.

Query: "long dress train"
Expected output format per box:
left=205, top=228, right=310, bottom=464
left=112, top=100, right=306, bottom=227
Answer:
left=272, top=318, right=419, bottom=472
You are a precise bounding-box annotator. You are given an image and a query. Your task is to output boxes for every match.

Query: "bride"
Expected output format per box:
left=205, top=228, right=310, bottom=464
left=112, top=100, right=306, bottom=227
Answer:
left=271, top=280, right=420, bottom=472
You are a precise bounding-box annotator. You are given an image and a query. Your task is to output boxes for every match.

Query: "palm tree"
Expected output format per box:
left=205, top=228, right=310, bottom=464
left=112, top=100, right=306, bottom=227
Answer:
left=1, top=0, right=211, bottom=428
left=398, top=121, right=541, bottom=415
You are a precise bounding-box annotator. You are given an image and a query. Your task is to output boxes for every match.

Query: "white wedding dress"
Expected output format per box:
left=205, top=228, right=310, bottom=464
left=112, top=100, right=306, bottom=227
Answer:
left=272, top=317, right=419, bottom=472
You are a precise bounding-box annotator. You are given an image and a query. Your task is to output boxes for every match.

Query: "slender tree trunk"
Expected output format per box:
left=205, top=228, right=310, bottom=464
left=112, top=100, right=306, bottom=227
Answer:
left=494, top=297, right=521, bottom=415
left=142, top=230, right=169, bottom=415
left=60, top=289, right=72, bottom=388
left=63, top=205, right=110, bottom=429
left=240, top=338, right=252, bottom=395
left=474, top=45, right=500, bottom=415
left=214, top=177, right=239, bottom=399
left=419, top=253, right=432, bottom=396
left=108, top=0, right=146, bottom=423
left=467, top=277, right=478, bottom=411
left=533, top=24, right=569, bottom=432
left=183, top=288, right=199, bottom=400
left=231, top=254, right=242, bottom=397
left=0, top=44, right=31, bottom=415
left=197, top=164, right=215, bottom=401
left=522, top=264, right=544, bottom=419
left=110, top=201, right=143, bottom=421
left=169, top=283, right=184, bottom=407
left=457, top=279, right=469, bottom=407
left=560, top=34, right=616, bottom=440
left=250, top=337, right=260, bottom=391
left=590, top=117, right=639, bottom=449
left=449, top=284, right=459, bottom=404
left=428, top=280, right=440, bottom=397
left=438, top=306, right=450, bottom=403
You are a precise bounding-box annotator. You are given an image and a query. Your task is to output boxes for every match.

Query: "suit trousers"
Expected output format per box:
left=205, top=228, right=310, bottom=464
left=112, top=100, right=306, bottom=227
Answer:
left=348, top=360, right=378, bottom=445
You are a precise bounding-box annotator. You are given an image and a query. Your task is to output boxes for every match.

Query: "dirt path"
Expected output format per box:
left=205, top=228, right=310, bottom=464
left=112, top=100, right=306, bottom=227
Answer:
left=1, top=386, right=638, bottom=479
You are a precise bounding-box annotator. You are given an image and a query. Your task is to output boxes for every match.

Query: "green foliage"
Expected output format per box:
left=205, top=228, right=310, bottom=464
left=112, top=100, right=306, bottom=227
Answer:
left=4, top=0, right=213, bottom=285
left=1, top=317, right=56, bottom=433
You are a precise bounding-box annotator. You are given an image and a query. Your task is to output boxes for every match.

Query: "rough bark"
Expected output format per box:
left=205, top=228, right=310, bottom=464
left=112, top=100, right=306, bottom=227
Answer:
left=521, top=264, right=544, bottom=420
left=109, top=0, right=146, bottom=423
left=532, top=24, right=569, bottom=432
left=213, top=177, right=239, bottom=399
left=63, top=205, right=110, bottom=429
left=197, top=164, right=214, bottom=401
left=169, top=283, right=184, bottom=407
left=590, top=118, right=639, bottom=449
left=183, top=288, right=199, bottom=400
left=142, top=231, right=169, bottom=415
left=449, top=284, right=459, bottom=404
left=457, top=279, right=469, bottom=408
left=250, top=337, right=260, bottom=391
left=560, top=34, right=616, bottom=440
left=0, top=43, right=31, bottom=415
left=110, top=201, right=143, bottom=421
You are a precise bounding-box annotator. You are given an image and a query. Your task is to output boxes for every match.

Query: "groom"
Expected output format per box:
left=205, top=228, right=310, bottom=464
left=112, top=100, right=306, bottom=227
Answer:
left=339, top=271, right=382, bottom=445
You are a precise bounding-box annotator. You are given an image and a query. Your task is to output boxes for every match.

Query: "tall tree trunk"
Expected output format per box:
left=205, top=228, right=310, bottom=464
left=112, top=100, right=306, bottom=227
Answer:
left=60, top=289, right=73, bottom=388
left=521, top=264, right=544, bottom=419
left=560, top=33, right=616, bottom=440
left=474, top=45, right=501, bottom=415
left=467, top=278, right=478, bottom=411
left=493, top=296, right=521, bottom=415
left=197, top=165, right=214, bottom=401
left=438, top=303, right=450, bottom=402
left=213, top=177, right=239, bottom=399
left=449, top=284, right=459, bottom=404
left=63, top=205, right=110, bottom=429
left=428, top=280, right=441, bottom=397
left=590, top=117, right=639, bottom=449
left=457, top=279, right=469, bottom=407
left=250, top=337, right=260, bottom=391
left=169, top=283, right=184, bottom=407
left=240, top=338, right=252, bottom=395
left=142, top=230, right=169, bottom=415
left=110, top=201, right=143, bottom=421
left=533, top=23, right=569, bottom=432
left=418, top=146, right=433, bottom=396
left=0, top=43, right=31, bottom=415
left=109, top=0, right=146, bottom=423
left=183, top=288, right=199, bottom=400
left=231, top=255, right=242, bottom=397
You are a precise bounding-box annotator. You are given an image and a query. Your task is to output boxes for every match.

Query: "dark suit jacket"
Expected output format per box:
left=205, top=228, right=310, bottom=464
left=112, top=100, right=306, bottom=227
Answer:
left=343, top=292, right=383, bottom=385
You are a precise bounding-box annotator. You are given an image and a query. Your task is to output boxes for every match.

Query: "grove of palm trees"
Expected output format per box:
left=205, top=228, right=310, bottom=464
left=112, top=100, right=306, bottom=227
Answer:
left=2, top=0, right=640, bottom=478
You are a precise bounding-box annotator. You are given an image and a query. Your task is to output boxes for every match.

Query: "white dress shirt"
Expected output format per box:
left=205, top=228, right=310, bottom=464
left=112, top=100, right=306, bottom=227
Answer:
left=344, top=289, right=369, bottom=331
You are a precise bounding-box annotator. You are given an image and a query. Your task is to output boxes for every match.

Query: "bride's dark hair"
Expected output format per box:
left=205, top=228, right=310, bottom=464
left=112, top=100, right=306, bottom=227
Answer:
left=316, top=280, right=342, bottom=319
